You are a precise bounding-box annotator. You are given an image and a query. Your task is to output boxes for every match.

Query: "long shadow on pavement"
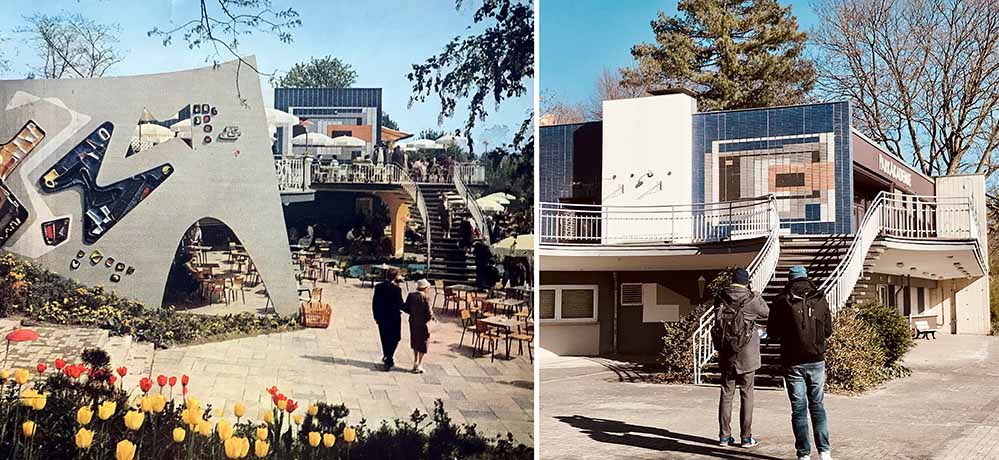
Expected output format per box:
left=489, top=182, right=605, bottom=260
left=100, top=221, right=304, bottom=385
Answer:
left=555, top=415, right=784, bottom=460
left=301, top=355, right=382, bottom=372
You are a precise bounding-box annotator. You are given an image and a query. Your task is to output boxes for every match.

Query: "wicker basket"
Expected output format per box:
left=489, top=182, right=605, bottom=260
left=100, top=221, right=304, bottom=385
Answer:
left=300, top=302, right=332, bottom=328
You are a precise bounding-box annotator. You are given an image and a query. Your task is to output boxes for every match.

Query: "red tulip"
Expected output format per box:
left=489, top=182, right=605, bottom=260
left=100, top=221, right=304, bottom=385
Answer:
left=54, top=359, right=66, bottom=370
left=139, top=377, right=153, bottom=394
left=36, top=363, right=46, bottom=374
left=116, top=367, right=127, bottom=377
left=156, top=375, right=167, bottom=387
left=181, top=375, right=189, bottom=386
left=108, top=375, right=117, bottom=385
left=286, top=399, right=298, bottom=413
left=168, top=376, right=177, bottom=387
left=266, top=386, right=279, bottom=396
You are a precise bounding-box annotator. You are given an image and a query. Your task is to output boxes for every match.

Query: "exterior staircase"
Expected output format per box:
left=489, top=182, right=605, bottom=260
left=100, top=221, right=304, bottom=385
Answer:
left=420, top=183, right=477, bottom=285
left=699, top=234, right=862, bottom=387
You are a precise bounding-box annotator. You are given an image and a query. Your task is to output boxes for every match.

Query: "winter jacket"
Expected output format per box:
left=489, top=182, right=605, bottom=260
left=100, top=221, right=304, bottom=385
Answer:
left=715, top=284, right=770, bottom=374
left=769, top=278, right=833, bottom=367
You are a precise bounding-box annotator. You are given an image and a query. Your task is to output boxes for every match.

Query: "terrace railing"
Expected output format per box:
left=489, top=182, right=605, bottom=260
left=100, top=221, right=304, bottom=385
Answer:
left=820, top=192, right=985, bottom=312
left=539, top=196, right=777, bottom=246
left=691, top=196, right=781, bottom=385
left=274, top=156, right=311, bottom=191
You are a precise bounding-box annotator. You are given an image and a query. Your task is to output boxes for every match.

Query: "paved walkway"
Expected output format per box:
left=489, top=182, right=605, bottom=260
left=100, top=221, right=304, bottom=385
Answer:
left=540, top=334, right=999, bottom=459
left=151, top=280, right=534, bottom=445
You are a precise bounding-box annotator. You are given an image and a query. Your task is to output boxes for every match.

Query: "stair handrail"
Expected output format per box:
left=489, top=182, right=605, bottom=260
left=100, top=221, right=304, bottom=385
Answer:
left=392, top=165, right=432, bottom=265
left=691, top=195, right=780, bottom=385
left=452, top=168, right=491, bottom=244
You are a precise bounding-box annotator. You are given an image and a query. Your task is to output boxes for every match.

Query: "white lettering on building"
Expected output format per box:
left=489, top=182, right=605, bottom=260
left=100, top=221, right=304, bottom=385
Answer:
left=879, top=154, right=912, bottom=188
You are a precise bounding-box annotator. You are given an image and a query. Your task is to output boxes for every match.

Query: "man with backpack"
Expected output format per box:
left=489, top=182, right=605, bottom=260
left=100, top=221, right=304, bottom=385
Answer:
left=711, top=267, right=769, bottom=449
left=769, top=266, right=833, bottom=460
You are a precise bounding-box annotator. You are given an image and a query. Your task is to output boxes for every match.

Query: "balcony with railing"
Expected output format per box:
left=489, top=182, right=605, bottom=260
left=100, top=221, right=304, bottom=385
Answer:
left=273, top=157, right=486, bottom=190
left=539, top=196, right=778, bottom=247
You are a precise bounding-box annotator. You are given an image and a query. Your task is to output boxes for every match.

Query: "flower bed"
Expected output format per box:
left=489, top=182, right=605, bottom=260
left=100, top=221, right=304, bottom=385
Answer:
left=0, top=349, right=532, bottom=459
left=0, top=252, right=300, bottom=348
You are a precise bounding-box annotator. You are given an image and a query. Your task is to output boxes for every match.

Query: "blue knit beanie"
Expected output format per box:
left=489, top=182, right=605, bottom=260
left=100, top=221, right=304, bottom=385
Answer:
left=789, top=265, right=808, bottom=280
left=731, top=267, right=750, bottom=285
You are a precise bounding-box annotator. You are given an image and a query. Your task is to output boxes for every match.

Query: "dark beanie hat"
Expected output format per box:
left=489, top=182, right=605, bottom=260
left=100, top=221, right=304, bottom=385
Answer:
left=731, top=267, right=750, bottom=286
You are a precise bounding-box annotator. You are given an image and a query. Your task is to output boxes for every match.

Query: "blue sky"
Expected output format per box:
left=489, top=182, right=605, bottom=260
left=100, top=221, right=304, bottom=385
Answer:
left=1, top=0, right=532, bottom=151
left=540, top=0, right=818, bottom=105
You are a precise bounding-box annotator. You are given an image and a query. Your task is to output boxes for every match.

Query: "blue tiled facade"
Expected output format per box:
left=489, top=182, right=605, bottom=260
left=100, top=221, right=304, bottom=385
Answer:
left=273, top=88, right=383, bottom=149
left=539, top=123, right=584, bottom=203
left=692, top=102, right=854, bottom=234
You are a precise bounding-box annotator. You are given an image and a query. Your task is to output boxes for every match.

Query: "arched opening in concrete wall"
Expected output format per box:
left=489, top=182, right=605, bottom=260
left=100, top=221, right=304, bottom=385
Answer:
left=161, top=217, right=271, bottom=314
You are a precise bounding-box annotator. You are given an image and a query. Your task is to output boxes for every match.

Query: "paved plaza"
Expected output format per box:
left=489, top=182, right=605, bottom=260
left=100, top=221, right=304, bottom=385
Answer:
left=540, top=334, right=999, bottom=459
left=0, top=271, right=533, bottom=446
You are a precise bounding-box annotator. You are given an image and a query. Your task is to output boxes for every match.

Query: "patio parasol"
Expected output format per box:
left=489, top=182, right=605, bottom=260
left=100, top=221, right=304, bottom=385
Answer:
left=492, top=234, right=534, bottom=257
left=3, top=328, right=40, bottom=366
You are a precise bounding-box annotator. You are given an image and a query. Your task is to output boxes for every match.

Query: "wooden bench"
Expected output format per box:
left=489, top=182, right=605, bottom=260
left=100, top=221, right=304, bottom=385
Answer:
left=914, top=320, right=937, bottom=340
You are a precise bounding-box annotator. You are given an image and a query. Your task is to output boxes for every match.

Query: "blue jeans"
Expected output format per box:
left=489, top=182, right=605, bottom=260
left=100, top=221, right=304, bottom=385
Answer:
left=784, top=361, right=830, bottom=457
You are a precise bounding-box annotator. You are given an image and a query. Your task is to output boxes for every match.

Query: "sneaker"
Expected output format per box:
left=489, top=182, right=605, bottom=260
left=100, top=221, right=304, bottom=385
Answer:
left=741, top=438, right=759, bottom=448
left=415, top=366, right=425, bottom=374
left=718, top=437, right=735, bottom=447
left=819, top=452, right=833, bottom=460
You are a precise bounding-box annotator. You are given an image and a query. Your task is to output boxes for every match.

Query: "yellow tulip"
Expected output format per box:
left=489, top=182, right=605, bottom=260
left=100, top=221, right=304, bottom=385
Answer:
left=181, top=406, right=203, bottom=427
left=139, top=396, right=152, bottom=413
left=21, top=420, right=36, bottom=438
left=75, top=428, right=94, bottom=449
left=115, top=439, right=136, bottom=460
left=123, top=410, right=145, bottom=431
left=256, top=426, right=268, bottom=441
left=172, top=427, right=186, bottom=443
left=254, top=439, right=270, bottom=457
left=233, top=403, right=246, bottom=418
left=323, top=433, right=336, bottom=447
left=98, top=401, right=117, bottom=420
left=294, top=414, right=303, bottom=425
left=151, top=394, right=167, bottom=413
left=308, top=431, right=321, bottom=447
left=276, top=399, right=287, bottom=411
left=196, top=420, right=212, bottom=437
left=186, top=396, right=200, bottom=409
left=20, top=389, right=44, bottom=409
left=224, top=436, right=249, bottom=459
left=343, top=426, right=357, bottom=443
left=13, top=369, right=29, bottom=385
left=0, top=369, right=9, bottom=380
left=262, top=411, right=274, bottom=424
left=77, top=406, right=93, bottom=425
left=308, top=404, right=319, bottom=416
left=217, top=419, right=234, bottom=441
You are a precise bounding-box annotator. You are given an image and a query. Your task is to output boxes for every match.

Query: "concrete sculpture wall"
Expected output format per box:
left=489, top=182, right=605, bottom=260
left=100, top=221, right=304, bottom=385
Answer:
left=0, top=58, right=299, bottom=314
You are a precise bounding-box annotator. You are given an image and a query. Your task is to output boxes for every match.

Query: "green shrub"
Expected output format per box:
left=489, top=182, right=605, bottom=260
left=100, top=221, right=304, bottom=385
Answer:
left=856, top=301, right=914, bottom=367
left=0, top=251, right=300, bottom=348
left=656, top=271, right=727, bottom=384
left=825, top=307, right=887, bottom=393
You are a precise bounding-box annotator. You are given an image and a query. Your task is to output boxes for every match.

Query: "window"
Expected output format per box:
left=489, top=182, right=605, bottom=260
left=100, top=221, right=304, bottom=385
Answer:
left=539, top=285, right=598, bottom=322
left=917, top=287, right=926, bottom=314
left=330, top=130, right=352, bottom=138
left=776, top=173, right=806, bottom=187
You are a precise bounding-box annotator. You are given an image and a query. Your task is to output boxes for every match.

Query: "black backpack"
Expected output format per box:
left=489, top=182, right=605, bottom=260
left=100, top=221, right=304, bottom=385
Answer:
left=710, top=293, right=756, bottom=355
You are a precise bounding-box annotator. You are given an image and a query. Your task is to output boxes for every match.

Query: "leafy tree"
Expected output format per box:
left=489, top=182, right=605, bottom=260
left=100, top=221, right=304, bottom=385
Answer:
left=18, top=13, right=124, bottom=78
left=418, top=129, right=446, bottom=141
left=278, top=55, right=357, bottom=88
left=408, top=0, right=533, bottom=154
left=381, top=111, right=399, bottom=130
left=148, top=0, right=301, bottom=101
left=622, top=0, right=815, bottom=111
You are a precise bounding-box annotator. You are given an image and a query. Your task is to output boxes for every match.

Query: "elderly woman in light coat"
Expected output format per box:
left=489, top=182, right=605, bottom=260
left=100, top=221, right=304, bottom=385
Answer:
left=406, top=279, right=435, bottom=373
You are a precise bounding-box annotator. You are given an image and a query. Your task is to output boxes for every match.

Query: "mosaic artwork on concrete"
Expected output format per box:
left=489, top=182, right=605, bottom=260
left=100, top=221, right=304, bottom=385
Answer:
left=0, top=58, right=299, bottom=313
left=704, top=132, right=837, bottom=226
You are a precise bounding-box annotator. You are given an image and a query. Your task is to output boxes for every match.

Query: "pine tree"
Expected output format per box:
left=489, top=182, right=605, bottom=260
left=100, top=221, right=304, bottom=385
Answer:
left=622, top=0, right=815, bottom=110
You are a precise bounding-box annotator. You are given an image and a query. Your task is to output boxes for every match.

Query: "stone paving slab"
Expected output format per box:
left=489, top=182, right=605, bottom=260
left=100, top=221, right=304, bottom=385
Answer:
left=540, top=334, right=999, bottom=459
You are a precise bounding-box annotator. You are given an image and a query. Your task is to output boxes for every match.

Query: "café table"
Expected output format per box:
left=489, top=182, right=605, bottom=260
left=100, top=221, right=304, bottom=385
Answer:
left=480, top=315, right=528, bottom=360
left=484, top=298, right=525, bottom=316
left=448, top=284, right=482, bottom=310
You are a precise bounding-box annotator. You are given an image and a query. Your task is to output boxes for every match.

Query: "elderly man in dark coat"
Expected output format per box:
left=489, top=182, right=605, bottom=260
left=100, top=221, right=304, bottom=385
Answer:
left=713, top=267, right=769, bottom=449
left=372, top=268, right=405, bottom=371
